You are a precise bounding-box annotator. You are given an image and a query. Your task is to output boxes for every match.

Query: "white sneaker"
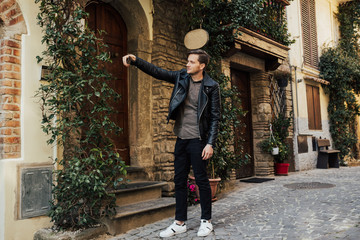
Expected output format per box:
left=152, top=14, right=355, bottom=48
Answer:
left=159, top=221, right=187, bottom=238
left=197, top=219, right=213, bottom=237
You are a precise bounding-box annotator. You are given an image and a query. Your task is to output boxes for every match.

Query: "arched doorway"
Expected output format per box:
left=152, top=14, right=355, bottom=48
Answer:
left=86, top=2, right=130, bottom=164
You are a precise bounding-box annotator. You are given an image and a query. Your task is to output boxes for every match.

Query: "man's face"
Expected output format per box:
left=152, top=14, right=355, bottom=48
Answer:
left=186, top=54, right=205, bottom=75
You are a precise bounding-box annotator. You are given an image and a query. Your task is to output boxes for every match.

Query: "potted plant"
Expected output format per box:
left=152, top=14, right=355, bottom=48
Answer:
left=273, top=71, right=291, bottom=88
left=260, top=113, right=292, bottom=175
left=272, top=113, right=292, bottom=175
left=188, top=160, right=221, bottom=201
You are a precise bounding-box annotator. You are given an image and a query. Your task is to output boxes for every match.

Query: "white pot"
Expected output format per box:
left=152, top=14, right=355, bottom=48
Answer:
left=271, top=147, right=279, bottom=155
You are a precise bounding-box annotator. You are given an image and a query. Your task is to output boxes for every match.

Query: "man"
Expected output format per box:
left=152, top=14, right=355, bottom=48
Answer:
left=122, top=49, right=221, bottom=237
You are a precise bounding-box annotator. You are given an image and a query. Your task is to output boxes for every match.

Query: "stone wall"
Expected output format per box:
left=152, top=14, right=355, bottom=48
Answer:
left=151, top=0, right=187, bottom=195
left=250, top=72, right=275, bottom=175
left=0, top=0, right=26, bottom=159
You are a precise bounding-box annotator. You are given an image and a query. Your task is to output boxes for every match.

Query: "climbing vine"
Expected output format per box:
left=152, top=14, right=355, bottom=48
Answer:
left=183, top=0, right=294, bottom=179
left=36, top=0, right=127, bottom=230
left=319, top=1, right=360, bottom=162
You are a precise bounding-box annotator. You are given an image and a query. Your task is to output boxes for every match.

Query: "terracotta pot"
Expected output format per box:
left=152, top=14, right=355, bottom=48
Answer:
left=275, top=163, right=289, bottom=176
left=189, top=176, right=221, bottom=201
left=209, top=178, right=221, bottom=201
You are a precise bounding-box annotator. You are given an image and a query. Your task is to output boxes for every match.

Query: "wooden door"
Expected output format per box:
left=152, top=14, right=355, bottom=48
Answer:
left=231, top=69, right=254, bottom=178
left=86, top=3, right=130, bottom=164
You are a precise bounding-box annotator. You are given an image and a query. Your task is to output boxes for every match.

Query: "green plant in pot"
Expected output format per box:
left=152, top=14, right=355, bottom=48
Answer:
left=273, top=71, right=291, bottom=88
left=260, top=135, right=281, bottom=158
left=260, top=113, right=292, bottom=175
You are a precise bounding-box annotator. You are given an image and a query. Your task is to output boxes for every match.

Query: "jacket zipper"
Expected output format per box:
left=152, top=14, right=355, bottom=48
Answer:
left=198, top=89, right=208, bottom=140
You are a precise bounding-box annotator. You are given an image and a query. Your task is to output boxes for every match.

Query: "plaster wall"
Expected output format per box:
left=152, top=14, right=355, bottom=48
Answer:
left=1, top=0, right=154, bottom=239
left=287, top=0, right=340, bottom=68
left=296, top=118, right=332, bottom=171
left=0, top=0, right=53, bottom=239
left=286, top=0, right=342, bottom=171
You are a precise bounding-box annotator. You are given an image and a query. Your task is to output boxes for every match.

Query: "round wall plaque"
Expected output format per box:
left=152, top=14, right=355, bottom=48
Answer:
left=184, top=29, right=209, bottom=50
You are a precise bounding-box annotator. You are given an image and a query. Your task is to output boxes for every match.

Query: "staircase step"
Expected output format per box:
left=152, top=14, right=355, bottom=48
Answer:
left=110, top=181, right=167, bottom=207
left=103, top=197, right=176, bottom=235
left=125, top=166, right=148, bottom=181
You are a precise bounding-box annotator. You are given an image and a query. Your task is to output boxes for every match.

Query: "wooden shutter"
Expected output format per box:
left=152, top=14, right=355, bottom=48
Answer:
left=306, top=85, right=315, bottom=129
left=301, top=0, right=319, bottom=68
left=313, top=86, right=322, bottom=129
left=306, top=84, right=322, bottom=130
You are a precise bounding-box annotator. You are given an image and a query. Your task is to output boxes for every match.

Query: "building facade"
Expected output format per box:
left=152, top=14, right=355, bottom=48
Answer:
left=287, top=0, right=347, bottom=171
left=0, top=0, right=348, bottom=239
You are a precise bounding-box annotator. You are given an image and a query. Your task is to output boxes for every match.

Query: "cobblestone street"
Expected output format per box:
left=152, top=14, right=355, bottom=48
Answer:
left=110, top=166, right=360, bottom=240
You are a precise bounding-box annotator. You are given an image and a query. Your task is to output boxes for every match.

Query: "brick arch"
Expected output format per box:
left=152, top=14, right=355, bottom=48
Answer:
left=0, top=0, right=27, bottom=159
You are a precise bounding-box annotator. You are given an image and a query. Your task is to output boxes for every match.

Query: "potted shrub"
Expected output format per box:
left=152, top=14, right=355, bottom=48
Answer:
left=260, top=135, right=290, bottom=175
left=273, top=71, right=291, bottom=88
left=271, top=113, right=292, bottom=175
left=260, top=113, right=292, bottom=175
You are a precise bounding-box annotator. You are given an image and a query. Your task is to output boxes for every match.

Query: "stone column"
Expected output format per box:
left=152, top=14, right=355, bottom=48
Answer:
left=250, top=71, right=274, bottom=176
left=128, top=37, right=154, bottom=169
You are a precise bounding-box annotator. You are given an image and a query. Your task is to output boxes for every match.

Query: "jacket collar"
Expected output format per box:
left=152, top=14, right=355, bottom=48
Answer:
left=202, top=71, right=216, bottom=86
left=179, top=70, right=216, bottom=89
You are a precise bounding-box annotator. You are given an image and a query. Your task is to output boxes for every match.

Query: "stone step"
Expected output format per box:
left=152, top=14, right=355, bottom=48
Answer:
left=103, top=197, right=176, bottom=235
left=110, top=181, right=167, bottom=207
left=125, top=166, right=148, bottom=181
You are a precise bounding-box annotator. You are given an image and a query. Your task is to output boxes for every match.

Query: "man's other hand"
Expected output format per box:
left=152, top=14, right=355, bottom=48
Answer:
left=202, top=144, right=213, bottom=160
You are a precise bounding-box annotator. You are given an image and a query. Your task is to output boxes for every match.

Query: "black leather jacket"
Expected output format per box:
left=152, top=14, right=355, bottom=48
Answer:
left=132, top=57, right=221, bottom=146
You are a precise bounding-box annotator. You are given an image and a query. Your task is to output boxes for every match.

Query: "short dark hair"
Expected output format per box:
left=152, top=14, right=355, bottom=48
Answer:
left=187, top=49, right=210, bottom=67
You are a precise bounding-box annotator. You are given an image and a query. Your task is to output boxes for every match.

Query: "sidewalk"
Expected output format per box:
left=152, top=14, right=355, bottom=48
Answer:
left=109, top=166, right=360, bottom=240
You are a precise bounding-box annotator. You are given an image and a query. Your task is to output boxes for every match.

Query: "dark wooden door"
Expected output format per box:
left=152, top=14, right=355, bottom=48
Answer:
left=231, top=69, right=254, bottom=178
left=86, top=3, right=130, bottom=164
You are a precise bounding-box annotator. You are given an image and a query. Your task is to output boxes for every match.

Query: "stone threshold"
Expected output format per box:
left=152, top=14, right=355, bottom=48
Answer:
left=34, top=225, right=107, bottom=240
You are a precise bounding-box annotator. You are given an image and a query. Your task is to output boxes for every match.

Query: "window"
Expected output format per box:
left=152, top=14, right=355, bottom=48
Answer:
left=306, top=84, right=322, bottom=130
left=301, top=0, right=319, bottom=68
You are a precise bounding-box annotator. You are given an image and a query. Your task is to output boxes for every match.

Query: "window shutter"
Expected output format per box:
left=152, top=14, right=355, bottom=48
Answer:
left=306, top=85, right=315, bottom=129
left=306, top=84, right=322, bottom=130
left=301, top=0, right=319, bottom=68
left=313, top=86, right=322, bottom=129
left=301, top=0, right=311, bottom=66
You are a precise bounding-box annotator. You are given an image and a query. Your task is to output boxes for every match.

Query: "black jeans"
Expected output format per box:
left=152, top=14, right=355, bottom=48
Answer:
left=174, top=138, right=212, bottom=221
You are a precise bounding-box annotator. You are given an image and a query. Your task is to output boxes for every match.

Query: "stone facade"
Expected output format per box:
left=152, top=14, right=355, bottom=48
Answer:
left=0, top=0, right=26, bottom=159
left=250, top=72, right=275, bottom=176
left=151, top=0, right=187, bottom=195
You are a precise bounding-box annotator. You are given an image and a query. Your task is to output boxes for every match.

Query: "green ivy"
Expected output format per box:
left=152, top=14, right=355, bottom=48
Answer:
left=319, top=1, right=360, bottom=163
left=36, top=0, right=127, bottom=230
left=184, top=0, right=294, bottom=179
left=252, top=0, right=295, bottom=46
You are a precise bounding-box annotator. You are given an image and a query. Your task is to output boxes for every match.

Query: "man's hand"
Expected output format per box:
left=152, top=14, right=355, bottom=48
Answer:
left=122, top=54, right=136, bottom=67
left=202, top=144, right=213, bottom=160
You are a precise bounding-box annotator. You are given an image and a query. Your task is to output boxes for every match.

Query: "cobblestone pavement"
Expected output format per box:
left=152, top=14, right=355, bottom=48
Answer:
left=110, top=166, right=360, bottom=240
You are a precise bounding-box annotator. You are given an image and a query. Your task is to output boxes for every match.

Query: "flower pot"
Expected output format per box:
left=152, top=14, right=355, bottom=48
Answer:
left=209, top=178, right=221, bottom=201
left=189, top=176, right=221, bottom=201
left=275, top=163, right=289, bottom=176
left=271, top=147, right=279, bottom=155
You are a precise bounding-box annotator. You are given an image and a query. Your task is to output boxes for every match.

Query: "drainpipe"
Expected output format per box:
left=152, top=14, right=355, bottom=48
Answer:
left=294, top=66, right=300, bottom=134
left=291, top=65, right=300, bottom=171
left=289, top=65, right=296, bottom=134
